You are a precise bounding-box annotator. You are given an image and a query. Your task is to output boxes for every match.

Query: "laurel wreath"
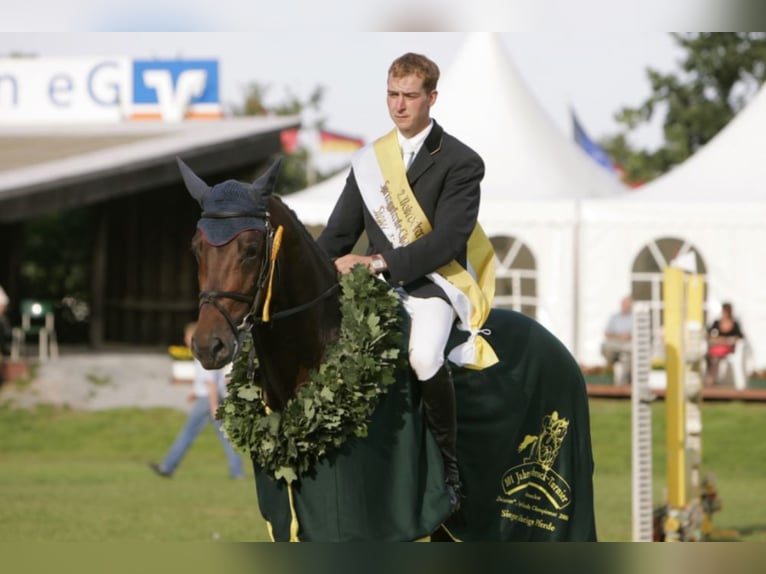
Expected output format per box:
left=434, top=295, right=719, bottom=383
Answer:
left=220, top=265, right=403, bottom=484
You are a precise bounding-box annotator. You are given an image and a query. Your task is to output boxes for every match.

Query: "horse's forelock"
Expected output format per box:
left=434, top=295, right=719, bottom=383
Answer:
left=269, top=196, right=337, bottom=276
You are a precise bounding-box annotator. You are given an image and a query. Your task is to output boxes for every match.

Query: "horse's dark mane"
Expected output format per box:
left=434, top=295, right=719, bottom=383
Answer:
left=271, top=194, right=337, bottom=278
left=230, top=194, right=341, bottom=408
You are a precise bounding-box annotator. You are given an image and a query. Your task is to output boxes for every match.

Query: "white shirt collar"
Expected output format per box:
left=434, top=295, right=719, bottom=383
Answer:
left=397, top=120, right=433, bottom=155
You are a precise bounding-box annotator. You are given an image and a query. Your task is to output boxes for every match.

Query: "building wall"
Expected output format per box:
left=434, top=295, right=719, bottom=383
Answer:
left=103, top=183, right=200, bottom=346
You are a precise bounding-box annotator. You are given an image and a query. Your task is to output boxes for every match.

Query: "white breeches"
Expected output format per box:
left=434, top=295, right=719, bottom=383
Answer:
left=402, top=294, right=456, bottom=381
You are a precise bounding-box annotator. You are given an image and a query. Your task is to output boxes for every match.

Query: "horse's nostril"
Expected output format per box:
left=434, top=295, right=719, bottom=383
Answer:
left=212, top=337, right=227, bottom=360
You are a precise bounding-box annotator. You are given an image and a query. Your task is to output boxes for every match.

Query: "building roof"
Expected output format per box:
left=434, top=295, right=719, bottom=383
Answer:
left=0, top=116, right=300, bottom=222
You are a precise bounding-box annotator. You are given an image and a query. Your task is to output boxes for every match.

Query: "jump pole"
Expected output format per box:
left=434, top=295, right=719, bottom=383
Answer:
left=661, top=267, right=708, bottom=541
left=663, top=266, right=687, bottom=534
left=631, top=301, right=654, bottom=541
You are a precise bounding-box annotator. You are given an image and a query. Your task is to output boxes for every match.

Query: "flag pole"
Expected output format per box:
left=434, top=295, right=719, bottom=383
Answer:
left=306, top=128, right=318, bottom=186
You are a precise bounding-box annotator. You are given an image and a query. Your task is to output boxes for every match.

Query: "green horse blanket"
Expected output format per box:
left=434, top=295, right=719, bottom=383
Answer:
left=253, top=308, right=597, bottom=541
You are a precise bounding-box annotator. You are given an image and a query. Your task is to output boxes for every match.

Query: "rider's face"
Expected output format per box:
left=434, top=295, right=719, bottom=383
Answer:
left=387, top=73, right=437, bottom=138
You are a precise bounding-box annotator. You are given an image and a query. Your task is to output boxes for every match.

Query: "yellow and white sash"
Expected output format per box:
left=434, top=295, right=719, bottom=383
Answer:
left=352, top=129, right=498, bottom=370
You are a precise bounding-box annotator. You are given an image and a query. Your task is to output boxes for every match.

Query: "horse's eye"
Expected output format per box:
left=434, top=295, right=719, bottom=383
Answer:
left=243, top=244, right=261, bottom=260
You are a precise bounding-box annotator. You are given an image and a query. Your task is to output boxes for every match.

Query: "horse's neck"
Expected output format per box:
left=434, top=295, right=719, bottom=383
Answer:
left=269, top=198, right=339, bottom=325
left=253, top=200, right=341, bottom=409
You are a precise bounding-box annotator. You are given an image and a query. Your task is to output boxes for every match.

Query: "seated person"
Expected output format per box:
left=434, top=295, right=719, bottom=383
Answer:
left=601, top=296, right=633, bottom=384
left=705, top=302, right=744, bottom=387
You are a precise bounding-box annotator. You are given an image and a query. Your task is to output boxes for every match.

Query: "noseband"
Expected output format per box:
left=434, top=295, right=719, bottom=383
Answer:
left=197, top=213, right=340, bottom=346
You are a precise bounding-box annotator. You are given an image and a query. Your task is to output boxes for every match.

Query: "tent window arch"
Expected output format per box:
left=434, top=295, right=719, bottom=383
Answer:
left=490, top=235, right=537, bottom=318
left=631, top=236, right=707, bottom=359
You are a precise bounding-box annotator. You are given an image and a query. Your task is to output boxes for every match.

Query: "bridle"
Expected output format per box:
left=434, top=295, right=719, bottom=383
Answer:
left=197, top=211, right=340, bottom=347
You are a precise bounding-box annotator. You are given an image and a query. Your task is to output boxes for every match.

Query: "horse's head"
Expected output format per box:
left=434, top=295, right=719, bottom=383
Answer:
left=178, top=157, right=282, bottom=369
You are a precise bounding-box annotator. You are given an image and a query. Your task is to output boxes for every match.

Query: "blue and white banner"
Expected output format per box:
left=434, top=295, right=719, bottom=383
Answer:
left=129, top=59, right=221, bottom=121
left=0, top=57, right=222, bottom=124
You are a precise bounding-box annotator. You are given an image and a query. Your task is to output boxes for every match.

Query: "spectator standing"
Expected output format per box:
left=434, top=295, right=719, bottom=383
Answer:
left=149, top=322, right=243, bottom=479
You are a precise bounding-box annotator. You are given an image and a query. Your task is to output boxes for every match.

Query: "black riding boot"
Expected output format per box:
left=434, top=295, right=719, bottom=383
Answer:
left=420, top=363, right=462, bottom=513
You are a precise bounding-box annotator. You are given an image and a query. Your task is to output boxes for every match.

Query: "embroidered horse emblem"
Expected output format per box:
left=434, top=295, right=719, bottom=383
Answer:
left=517, top=411, right=570, bottom=475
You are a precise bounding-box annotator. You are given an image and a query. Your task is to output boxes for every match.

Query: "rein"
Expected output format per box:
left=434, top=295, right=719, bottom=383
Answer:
left=251, top=283, right=340, bottom=325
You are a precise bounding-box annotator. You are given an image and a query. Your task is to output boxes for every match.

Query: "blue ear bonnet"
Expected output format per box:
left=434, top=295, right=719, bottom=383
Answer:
left=178, top=157, right=282, bottom=246
left=198, top=179, right=268, bottom=246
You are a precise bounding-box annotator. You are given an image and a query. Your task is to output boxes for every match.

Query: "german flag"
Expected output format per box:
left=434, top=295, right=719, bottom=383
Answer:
left=319, top=130, right=364, bottom=152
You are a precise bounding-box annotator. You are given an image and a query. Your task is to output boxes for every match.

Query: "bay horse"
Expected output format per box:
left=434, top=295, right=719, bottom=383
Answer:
left=179, top=157, right=598, bottom=542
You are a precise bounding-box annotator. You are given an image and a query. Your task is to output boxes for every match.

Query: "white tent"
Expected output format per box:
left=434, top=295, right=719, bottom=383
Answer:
left=281, top=168, right=349, bottom=226
left=578, top=84, right=766, bottom=370
left=285, top=33, right=627, bottom=357
left=615, top=83, right=766, bottom=203
left=436, top=32, right=625, bottom=203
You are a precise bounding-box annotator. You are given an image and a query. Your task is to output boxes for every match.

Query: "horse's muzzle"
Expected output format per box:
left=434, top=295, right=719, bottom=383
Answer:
left=192, top=330, right=235, bottom=370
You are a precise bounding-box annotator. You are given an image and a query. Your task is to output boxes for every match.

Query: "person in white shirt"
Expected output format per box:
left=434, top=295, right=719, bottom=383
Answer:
left=601, top=296, right=633, bottom=384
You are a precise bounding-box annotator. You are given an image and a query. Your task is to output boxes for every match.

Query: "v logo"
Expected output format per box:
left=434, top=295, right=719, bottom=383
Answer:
left=141, top=69, right=207, bottom=122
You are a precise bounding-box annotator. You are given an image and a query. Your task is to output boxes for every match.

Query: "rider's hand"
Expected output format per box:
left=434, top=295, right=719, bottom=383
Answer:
left=333, top=254, right=375, bottom=275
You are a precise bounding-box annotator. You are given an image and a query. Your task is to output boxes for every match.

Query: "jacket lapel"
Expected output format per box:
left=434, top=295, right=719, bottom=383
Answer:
left=407, top=120, right=444, bottom=184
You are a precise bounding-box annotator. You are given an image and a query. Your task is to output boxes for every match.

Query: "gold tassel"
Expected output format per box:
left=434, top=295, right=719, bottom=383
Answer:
left=287, top=482, right=301, bottom=542
left=264, top=520, right=275, bottom=542
left=262, top=225, right=284, bottom=322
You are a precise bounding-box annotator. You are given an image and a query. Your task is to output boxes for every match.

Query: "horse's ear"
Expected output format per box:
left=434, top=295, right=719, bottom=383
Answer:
left=176, top=157, right=211, bottom=206
left=251, top=156, right=283, bottom=198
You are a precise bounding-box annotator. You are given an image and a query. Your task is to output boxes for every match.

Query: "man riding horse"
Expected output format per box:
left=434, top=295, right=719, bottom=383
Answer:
left=316, top=52, right=497, bottom=514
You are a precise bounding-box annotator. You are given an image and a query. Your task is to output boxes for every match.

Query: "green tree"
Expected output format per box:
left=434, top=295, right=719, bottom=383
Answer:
left=602, top=33, right=766, bottom=186
left=232, top=82, right=328, bottom=194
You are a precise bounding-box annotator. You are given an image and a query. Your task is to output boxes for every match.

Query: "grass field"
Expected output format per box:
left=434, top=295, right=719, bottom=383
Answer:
left=0, top=404, right=269, bottom=542
left=1, top=397, right=764, bottom=541
left=589, top=398, right=766, bottom=541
